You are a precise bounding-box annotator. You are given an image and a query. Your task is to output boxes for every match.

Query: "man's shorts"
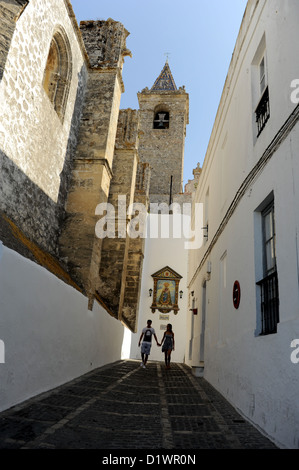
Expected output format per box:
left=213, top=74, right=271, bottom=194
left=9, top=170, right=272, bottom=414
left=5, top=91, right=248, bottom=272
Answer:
left=141, top=341, right=151, bottom=355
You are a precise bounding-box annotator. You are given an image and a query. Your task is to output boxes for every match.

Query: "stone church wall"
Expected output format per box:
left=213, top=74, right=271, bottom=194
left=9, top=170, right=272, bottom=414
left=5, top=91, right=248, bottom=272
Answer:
left=97, top=110, right=151, bottom=331
left=58, top=19, right=131, bottom=302
left=119, top=162, right=151, bottom=331
left=0, top=0, right=88, bottom=274
left=137, top=90, right=189, bottom=204
left=0, top=2, right=135, bottom=311
left=0, top=1, right=29, bottom=80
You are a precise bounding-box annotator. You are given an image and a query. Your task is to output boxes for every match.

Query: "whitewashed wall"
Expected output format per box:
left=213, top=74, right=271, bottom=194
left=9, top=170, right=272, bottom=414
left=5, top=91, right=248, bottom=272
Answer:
left=129, top=214, right=189, bottom=364
left=201, top=134, right=299, bottom=448
left=0, top=243, right=125, bottom=412
left=187, top=0, right=299, bottom=448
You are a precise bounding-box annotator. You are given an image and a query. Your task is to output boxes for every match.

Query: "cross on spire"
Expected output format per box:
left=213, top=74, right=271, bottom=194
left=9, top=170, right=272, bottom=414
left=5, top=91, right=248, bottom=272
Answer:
left=164, top=52, right=171, bottom=64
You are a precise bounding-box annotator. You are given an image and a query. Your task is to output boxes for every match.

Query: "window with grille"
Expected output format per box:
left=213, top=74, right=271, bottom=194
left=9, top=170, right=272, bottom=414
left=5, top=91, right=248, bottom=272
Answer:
left=252, top=35, right=270, bottom=139
left=256, top=201, right=279, bottom=335
left=255, top=86, right=270, bottom=137
left=255, top=54, right=270, bottom=137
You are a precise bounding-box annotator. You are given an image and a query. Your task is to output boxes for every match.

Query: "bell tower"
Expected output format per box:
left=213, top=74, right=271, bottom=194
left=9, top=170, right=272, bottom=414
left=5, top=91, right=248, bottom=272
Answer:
left=137, top=61, right=189, bottom=205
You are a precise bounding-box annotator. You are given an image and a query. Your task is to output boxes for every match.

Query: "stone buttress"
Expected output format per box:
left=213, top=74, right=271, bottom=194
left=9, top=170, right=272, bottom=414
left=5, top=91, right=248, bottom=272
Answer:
left=59, top=19, right=132, bottom=307
left=96, top=109, right=150, bottom=331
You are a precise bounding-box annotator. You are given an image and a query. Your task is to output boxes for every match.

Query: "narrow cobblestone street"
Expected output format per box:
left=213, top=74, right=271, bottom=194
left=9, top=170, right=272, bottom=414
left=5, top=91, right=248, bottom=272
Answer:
left=0, top=360, right=278, bottom=450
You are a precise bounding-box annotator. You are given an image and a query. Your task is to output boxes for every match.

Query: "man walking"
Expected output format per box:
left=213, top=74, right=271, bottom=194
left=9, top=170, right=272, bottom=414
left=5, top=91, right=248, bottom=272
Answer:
left=138, top=319, right=159, bottom=368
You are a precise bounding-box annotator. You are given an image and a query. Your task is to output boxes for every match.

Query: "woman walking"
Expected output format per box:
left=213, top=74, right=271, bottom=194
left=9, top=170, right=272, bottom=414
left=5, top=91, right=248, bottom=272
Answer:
left=161, top=324, right=175, bottom=369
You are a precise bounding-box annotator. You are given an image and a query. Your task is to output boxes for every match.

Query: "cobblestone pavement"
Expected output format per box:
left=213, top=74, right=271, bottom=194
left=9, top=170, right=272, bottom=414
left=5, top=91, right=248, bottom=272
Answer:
left=0, top=360, right=278, bottom=450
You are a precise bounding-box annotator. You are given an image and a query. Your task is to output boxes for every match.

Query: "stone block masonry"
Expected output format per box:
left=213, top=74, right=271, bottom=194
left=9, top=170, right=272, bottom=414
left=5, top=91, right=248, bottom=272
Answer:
left=0, top=0, right=88, bottom=284
left=0, top=3, right=133, bottom=304
left=0, top=0, right=28, bottom=80
left=97, top=110, right=150, bottom=331
left=137, top=88, right=189, bottom=204
left=79, top=18, right=131, bottom=71
left=59, top=19, right=131, bottom=304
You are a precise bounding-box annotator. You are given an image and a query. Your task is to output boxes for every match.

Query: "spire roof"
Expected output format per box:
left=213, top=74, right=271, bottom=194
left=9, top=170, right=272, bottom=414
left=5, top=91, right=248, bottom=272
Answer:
left=150, top=61, right=177, bottom=91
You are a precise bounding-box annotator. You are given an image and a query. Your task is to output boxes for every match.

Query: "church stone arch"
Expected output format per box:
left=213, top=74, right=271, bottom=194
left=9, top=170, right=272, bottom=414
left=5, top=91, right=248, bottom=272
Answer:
left=43, top=26, right=72, bottom=121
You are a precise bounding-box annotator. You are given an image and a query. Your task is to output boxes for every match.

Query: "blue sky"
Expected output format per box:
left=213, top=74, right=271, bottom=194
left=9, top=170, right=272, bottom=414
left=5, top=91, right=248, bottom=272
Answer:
left=71, top=0, right=248, bottom=187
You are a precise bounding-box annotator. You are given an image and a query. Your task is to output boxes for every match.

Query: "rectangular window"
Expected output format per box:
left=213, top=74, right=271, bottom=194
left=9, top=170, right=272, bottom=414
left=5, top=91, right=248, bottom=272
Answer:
left=259, top=56, right=266, bottom=94
left=256, top=201, right=279, bottom=335
left=263, top=204, right=276, bottom=276
left=251, top=35, right=270, bottom=139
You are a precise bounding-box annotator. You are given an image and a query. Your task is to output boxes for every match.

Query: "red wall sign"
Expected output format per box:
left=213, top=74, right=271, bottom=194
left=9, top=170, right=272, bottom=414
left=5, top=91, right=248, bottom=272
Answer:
left=233, top=281, right=241, bottom=309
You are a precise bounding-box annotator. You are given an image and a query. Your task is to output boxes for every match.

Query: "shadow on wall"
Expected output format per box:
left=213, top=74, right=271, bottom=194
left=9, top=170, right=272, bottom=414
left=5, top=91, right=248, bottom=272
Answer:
left=0, top=150, right=81, bottom=291
left=0, top=1, right=29, bottom=80
left=0, top=65, right=87, bottom=291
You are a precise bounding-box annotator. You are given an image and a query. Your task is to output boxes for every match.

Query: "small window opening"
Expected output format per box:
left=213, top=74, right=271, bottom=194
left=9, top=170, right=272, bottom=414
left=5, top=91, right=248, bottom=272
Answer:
left=153, top=111, right=169, bottom=129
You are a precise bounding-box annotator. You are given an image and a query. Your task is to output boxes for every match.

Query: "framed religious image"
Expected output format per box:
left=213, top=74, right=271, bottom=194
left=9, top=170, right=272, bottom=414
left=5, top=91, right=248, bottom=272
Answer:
left=150, top=266, right=182, bottom=314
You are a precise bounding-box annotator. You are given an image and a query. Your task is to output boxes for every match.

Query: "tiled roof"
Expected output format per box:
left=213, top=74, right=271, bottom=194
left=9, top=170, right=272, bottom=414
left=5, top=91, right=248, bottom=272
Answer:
left=151, top=61, right=177, bottom=91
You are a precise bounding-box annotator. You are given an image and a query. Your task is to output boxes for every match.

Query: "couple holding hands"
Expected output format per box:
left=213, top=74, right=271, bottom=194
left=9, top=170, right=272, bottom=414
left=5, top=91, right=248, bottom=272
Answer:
left=138, top=319, right=175, bottom=369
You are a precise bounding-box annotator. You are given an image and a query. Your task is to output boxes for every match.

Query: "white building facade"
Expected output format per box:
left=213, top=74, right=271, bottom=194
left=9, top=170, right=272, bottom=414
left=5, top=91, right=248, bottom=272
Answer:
left=129, top=214, right=190, bottom=364
left=186, top=0, right=299, bottom=449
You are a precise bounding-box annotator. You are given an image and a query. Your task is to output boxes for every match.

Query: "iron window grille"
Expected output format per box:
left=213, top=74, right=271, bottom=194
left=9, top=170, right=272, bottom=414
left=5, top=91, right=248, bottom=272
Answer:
left=255, top=86, right=270, bottom=137
left=256, top=271, right=279, bottom=335
left=256, top=201, right=279, bottom=335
